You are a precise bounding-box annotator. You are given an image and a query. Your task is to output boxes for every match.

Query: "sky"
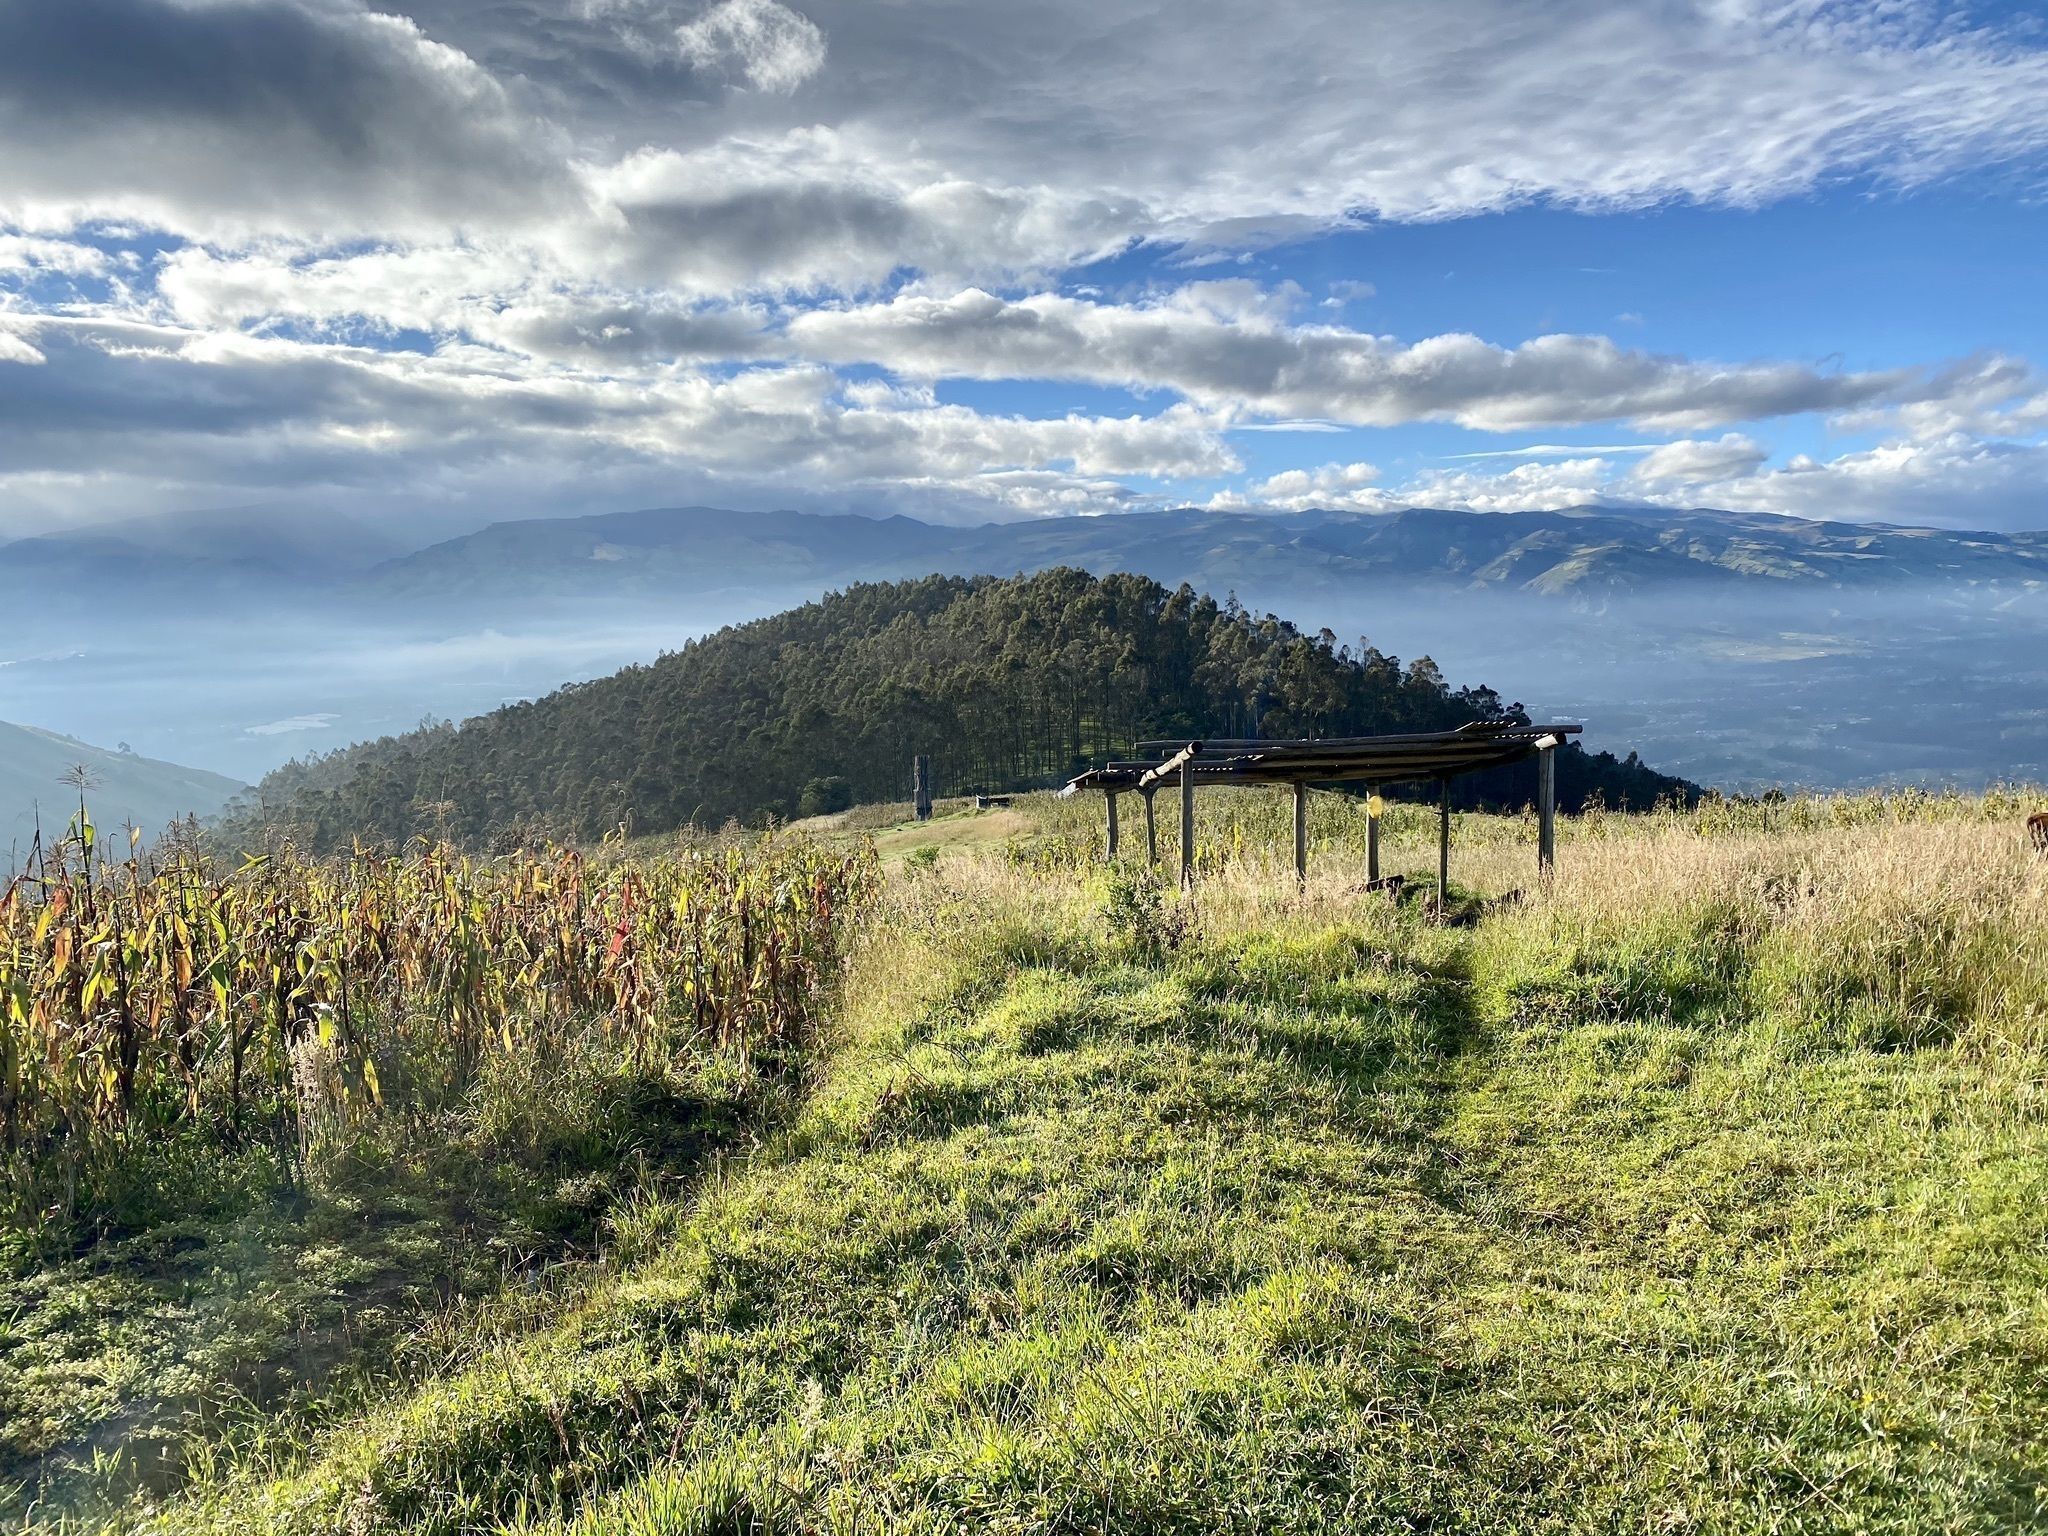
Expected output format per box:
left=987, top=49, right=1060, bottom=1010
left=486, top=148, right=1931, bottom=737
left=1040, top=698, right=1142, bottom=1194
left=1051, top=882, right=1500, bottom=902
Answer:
left=1, top=0, right=2046, bottom=538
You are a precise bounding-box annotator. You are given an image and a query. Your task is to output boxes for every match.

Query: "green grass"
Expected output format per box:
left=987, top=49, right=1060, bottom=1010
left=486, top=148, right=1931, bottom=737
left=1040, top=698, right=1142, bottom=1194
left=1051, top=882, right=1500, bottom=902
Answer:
left=0, top=1040, right=785, bottom=1529
left=110, top=801, right=2048, bottom=1534
left=772, top=800, right=1038, bottom=868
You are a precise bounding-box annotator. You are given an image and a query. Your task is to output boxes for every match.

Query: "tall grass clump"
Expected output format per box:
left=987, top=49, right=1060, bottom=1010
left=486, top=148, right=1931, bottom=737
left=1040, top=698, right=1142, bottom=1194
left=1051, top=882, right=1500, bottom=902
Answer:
left=1457, top=814, right=2048, bottom=1053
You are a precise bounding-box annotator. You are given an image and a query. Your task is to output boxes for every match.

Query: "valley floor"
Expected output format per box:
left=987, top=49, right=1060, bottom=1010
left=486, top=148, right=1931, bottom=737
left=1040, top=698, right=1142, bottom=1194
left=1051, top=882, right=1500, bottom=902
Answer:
left=120, top=796, right=2047, bottom=1534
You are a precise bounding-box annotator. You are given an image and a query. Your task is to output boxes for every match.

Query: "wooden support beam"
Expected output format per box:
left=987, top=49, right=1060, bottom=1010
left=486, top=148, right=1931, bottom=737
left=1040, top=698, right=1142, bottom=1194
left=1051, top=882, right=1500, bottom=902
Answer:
left=1293, top=781, right=1307, bottom=885
left=1437, top=775, right=1451, bottom=921
left=1536, top=741, right=1557, bottom=876
left=1142, top=788, right=1158, bottom=865
left=1180, top=755, right=1196, bottom=887
left=1140, top=741, right=1203, bottom=789
left=1105, top=789, right=1120, bottom=860
left=1367, top=785, right=1380, bottom=884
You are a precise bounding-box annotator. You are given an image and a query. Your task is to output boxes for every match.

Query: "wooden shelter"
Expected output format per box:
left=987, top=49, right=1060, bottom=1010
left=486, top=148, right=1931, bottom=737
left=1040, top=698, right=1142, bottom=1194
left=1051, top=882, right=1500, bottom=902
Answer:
left=1064, top=719, right=1582, bottom=890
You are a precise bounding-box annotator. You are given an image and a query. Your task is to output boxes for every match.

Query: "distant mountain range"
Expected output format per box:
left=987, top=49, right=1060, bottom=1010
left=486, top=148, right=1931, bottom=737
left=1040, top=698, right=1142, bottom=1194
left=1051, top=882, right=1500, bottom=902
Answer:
left=8, top=503, right=2048, bottom=621
left=1, top=720, right=246, bottom=860
left=355, top=503, right=2048, bottom=612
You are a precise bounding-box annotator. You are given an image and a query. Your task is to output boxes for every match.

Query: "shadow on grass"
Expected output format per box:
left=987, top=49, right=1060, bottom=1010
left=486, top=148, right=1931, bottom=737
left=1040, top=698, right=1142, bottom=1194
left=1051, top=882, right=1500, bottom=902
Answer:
left=0, top=1064, right=776, bottom=1526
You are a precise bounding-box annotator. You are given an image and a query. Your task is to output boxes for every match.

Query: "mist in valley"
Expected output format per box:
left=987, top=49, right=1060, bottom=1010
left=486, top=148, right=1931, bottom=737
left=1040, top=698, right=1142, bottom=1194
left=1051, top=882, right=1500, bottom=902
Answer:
left=9, top=551, right=2044, bottom=801
left=1259, top=583, right=2048, bottom=792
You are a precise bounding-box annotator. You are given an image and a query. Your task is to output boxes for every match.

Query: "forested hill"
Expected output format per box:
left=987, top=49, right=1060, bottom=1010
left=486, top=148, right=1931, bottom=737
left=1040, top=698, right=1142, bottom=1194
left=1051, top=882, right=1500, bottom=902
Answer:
left=240, top=570, right=1696, bottom=848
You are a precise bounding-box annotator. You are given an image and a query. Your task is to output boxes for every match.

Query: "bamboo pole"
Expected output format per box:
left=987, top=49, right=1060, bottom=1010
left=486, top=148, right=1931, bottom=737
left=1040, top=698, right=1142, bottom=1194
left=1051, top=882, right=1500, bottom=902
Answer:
left=1105, top=790, right=1120, bottom=860
left=1143, top=788, right=1158, bottom=866
left=1536, top=741, right=1557, bottom=876
left=1367, top=784, right=1380, bottom=883
left=1180, top=757, right=1196, bottom=886
left=1292, top=781, right=1307, bottom=886
left=1437, top=775, right=1451, bottom=920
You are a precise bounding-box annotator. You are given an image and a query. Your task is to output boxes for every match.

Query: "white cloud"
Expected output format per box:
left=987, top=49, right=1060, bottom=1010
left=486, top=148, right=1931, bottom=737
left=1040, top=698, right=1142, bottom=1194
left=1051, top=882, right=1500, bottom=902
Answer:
left=1447, top=443, right=1663, bottom=460
left=788, top=285, right=1922, bottom=430
left=1391, top=458, right=1618, bottom=514
left=1705, top=433, right=2048, bottom=530
left=0, top=236, right=111, bottom=276
left=0, top=321, right=45, bottom=365
left=672, top=0, right=826, bottom=92
left=0, top=319, right=1237, bottom=524
left=580, top=134, right=1141, bottom=296
left=1632, top=433, right=1769, bottom=484
left=1830, top=353, right=2048, bottom=441
left=1230, top=420, right=1348, bottom=433
left=1222, top=460, right=1383, bottom=511
left=1212, top=431, right=2048, bottom=532
left=0, top=0, right=579, bottom=245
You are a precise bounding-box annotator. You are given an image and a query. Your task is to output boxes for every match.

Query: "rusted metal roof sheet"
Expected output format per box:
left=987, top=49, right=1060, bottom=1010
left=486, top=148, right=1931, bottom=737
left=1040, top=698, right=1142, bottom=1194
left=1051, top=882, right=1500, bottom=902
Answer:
left=1066, top=720, right=1581, bottom=792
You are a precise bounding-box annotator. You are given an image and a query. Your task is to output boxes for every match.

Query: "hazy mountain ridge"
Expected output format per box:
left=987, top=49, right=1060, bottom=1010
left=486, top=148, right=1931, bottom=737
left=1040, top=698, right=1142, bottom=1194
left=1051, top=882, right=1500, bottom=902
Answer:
left=359, top=503, right=2048, bottom=610
left=1, top=720, right=246, bottom=858
left=10, top=503, right=2046, bottom=619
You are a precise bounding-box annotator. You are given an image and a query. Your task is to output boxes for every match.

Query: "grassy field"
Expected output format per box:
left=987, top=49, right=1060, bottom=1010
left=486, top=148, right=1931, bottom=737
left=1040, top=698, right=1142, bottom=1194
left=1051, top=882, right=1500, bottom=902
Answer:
left=12, top=789, right=2048, bottom=1532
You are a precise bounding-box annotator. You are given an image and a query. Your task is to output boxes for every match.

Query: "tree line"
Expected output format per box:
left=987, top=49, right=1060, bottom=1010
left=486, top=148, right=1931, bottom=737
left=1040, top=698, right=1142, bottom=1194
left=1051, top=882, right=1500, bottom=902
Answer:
left=235, top=569, right=1696, bottom=849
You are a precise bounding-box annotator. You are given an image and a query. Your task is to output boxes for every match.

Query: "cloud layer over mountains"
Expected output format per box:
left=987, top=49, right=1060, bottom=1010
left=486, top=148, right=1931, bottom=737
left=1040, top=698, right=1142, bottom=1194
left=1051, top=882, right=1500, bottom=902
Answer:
left=2, top=0, right=2046, bottom=531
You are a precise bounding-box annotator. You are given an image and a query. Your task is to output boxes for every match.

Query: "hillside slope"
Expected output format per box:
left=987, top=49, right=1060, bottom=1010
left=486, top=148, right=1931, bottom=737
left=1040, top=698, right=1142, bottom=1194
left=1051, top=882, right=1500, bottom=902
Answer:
left=239, top=569, right=1693, bottom=850
left=1, top=719, right=245, bottom=855
left=147, top=795, right=2048, bottom=1534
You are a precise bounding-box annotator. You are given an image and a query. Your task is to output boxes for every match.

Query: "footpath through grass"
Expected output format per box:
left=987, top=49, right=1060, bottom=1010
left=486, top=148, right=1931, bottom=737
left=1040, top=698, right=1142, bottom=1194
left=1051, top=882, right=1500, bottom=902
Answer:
left=135, top=800, right=2048, bottom=1534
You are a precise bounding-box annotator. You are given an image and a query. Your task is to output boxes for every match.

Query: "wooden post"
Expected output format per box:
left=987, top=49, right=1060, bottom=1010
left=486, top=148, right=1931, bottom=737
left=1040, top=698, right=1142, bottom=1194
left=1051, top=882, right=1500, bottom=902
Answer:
left=1143, top=788, right=1158, bottom=865
left=1367, top=785, right=1380, bottom=884
left=1292, top=781, right=1307, bottom=886
left=1105, top=789, right=1120, bottom=860
left=913, top=755, right=933, bottom=822
left=1180, top=756, right=1196, bottom=886
left=1536, top=741, right=1557, bottom=876
left=1437, top=775, right=1451, bottom=919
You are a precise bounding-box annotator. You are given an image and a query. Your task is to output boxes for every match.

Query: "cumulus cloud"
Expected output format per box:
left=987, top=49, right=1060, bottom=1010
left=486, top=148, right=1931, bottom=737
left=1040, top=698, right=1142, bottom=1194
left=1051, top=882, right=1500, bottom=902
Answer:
left=0, top=320, right=1237, bottom=523
left=155, top=245, right=779, bottom=364
left=1830, top=352, right=2048, bottom=441
left=1387, top=458, right=1618, bottom=515
left=580, top=135, right=1141, bottom=296
left=1632, top=433, right=1769, bottom=484
left=1215, top=433, right=2048, bottom=533
left=1220, top=461, right=1383, bottom=512
left=0, top=0, right=575, bottom=243
left=1704, top=433, right=2048, bottom=530
left=789, top=286, right=1921, bottom=430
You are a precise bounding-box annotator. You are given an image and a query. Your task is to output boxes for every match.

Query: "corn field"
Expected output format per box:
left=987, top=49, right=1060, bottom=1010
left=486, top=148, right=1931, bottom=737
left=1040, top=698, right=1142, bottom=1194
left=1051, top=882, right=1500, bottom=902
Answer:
left=0, top=815, right=876, bottom=1226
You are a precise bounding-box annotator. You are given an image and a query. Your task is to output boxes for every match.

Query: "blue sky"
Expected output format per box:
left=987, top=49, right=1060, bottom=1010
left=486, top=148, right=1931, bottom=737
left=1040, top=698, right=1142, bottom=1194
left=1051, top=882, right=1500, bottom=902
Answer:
left=2, top=0, right=2046, bottom=536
